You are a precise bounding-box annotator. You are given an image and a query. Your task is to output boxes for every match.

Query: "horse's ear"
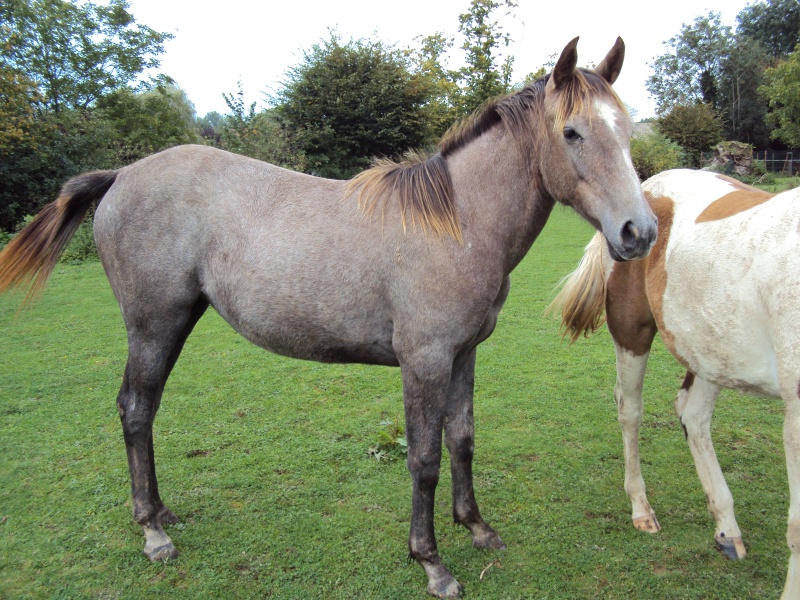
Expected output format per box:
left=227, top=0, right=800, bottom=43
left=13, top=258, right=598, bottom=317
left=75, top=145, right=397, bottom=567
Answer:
left=551, top=37, right=580, bottom=89
left=594, top=37, right=625, bottom=85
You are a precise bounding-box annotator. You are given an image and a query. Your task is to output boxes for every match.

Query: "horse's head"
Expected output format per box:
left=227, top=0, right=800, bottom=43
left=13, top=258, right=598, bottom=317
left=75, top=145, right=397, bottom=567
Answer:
left=539, top=37, right=657, bottom=261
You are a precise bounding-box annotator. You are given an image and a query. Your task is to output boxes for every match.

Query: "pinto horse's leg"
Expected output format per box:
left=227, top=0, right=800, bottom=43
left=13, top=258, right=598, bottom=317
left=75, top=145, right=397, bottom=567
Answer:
left=779, top=370, right=800, bottom=598
left=117, top=298, right=208, bottom=561
left=612, top=342, right=660, bottom=533
left=400, top=353, right=462, bottom=598
left=445, top=349, right=505, bottom=550
left=676, top=374, right=745, bottom=560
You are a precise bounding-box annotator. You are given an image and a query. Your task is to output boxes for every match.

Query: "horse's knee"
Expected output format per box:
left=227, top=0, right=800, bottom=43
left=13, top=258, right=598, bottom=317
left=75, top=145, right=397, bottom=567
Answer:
left=408, top=455, right=441, bottom=489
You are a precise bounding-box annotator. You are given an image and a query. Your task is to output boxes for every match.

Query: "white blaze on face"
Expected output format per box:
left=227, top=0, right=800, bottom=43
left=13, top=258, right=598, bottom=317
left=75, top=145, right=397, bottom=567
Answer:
left=595, top=98, right=634, bottom=167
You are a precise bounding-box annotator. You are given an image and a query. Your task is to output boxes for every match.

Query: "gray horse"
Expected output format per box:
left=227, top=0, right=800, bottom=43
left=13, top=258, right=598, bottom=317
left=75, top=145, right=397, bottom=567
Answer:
left=0, top=37, right=656, bottom=597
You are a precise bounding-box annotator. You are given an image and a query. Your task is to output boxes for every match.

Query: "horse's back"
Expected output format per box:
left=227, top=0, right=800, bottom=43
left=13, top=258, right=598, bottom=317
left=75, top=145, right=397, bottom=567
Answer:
left=93, top=146, right=390, bottom=359
left=643, top=170, right=800, bottom=396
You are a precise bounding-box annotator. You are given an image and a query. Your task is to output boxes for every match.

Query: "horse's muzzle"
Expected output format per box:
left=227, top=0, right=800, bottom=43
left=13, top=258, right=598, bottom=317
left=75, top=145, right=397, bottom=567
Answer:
left=610, top=218, right=658, bottom=261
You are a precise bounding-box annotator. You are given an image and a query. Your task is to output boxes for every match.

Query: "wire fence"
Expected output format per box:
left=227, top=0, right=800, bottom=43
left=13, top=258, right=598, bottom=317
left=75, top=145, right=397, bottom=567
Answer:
left=752, top=150, right=800, bottom=175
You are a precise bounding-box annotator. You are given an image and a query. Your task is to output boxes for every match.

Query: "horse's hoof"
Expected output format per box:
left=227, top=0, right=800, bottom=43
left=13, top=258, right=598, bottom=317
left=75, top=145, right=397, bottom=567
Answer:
left=633, top=514, right=661, bottom=534
left=144, top=542, right=178, bottom=562
left=428, top=577, right=463, bottom=598
left=716, top=535, right=746, bottom=560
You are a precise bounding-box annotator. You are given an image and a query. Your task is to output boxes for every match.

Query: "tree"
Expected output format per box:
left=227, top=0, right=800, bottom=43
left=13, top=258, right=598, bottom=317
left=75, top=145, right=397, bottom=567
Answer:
left=658, top=104, right=723, bottom=167
left=0, top=0, right=173, bottom=113
left=647, top=12, right=733, bottom=116
left=0, top=0, right=174, bottom=232
left=760, top=45, right=800, bottom=147
left=0, top=62, right=42, bottom=152
left=273, top=32, right=428, bottom=179
left=630, top=130, right=686, bottom=180
left=96, top=82, right=200, bottom=165
left=457, top=0, right=517, bottom=115
left=217, top=83, right=305, bottom=171
left=737, top=0, right=800, bottom=59
left=719, top=35, right=770, bottom=146
left=409, top=33, right=463, bottom=143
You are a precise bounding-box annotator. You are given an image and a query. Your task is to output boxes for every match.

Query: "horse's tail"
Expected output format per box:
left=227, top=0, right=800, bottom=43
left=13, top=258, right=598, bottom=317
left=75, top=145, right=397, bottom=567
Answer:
left=547, top=231, right=609, bottom=342
left=0, top=170, right=118, bottom=304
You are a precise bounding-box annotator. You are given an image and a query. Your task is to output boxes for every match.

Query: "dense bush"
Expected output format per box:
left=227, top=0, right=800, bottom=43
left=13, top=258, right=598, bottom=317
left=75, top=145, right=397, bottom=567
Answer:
left=630, top=131, right=687, bottom=180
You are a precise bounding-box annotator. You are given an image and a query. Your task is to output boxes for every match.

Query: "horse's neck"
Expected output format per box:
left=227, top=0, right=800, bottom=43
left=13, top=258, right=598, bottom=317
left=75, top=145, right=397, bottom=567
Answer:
left=447, top=128, right=555, bottom=273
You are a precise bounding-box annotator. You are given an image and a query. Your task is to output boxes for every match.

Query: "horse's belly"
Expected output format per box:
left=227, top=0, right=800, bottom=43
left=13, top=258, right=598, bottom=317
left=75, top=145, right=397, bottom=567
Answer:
left=659, top=219, right=795, bottom=397
left=236, top=322, right=399, bottom=366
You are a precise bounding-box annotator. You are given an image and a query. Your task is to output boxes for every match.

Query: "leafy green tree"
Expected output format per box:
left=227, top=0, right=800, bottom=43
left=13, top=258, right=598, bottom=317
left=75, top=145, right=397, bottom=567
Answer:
left=218, top=83, right=305, bottom=171
left=273, top=32, right=428, bottom=179
left=409, top=33, right=463, bottom=143
left=720, top=35, right=770, bottom=146
left=647, top=12, right=733, bottom=115
left=0, top=62, right=42, bottom=153
left=737, top=0, right=800, bottom=59
left=97, top=82, right=200, bottom=165
left=630, top=130, right=686, bottom=180
left=457, top=0, right=517, bottom=114
left=760, top=45, right=800, bottom=147
left=0, top=0, right=173, bottom=113
left=658, top=103, right=723, bottom=167
left=0, top=0, right=174, bottom=232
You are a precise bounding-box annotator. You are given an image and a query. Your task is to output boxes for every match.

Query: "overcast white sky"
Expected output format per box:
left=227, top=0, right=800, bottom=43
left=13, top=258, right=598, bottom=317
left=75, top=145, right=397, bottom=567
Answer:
left=125, top=0, right=751, bottom=121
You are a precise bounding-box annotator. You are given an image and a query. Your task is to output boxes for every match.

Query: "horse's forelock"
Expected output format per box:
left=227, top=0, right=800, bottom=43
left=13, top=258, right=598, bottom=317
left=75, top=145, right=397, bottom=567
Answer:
left=551, top=69, right=626, bottom=133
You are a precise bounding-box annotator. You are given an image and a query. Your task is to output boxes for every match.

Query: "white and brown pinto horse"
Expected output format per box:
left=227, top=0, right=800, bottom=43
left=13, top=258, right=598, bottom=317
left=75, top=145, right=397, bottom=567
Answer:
left=552, top=168, right=800, bottom=598
left=0, top=39, right=656, bottom=598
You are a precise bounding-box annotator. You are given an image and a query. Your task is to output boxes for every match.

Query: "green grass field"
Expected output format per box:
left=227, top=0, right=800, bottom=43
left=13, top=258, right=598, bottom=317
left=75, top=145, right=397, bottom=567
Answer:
left=0, top=207, right=788, bottom=599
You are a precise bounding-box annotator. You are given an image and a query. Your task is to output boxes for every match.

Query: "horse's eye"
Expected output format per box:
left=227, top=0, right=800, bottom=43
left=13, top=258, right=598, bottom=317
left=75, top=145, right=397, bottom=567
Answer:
left=563, top=127, right=582, bottom=142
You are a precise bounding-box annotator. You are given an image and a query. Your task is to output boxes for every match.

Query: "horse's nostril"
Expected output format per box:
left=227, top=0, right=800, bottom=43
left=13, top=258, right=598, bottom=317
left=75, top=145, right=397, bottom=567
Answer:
left=620, top=220, right=638, bottom=247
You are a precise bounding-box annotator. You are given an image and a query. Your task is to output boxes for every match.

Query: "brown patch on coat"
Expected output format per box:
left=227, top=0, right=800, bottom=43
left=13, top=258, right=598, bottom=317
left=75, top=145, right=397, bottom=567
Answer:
left=695, top=186, right=774, bottom=224
left=605, top=257, right=656, bottom=356
left=643, top=193, right=678, bottom=354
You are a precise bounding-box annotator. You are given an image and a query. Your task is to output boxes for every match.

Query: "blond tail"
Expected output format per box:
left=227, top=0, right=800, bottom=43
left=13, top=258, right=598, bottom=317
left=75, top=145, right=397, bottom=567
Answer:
left=546, top=231, right=609, bottom=342
left=0, top=170, right=117, bottom=305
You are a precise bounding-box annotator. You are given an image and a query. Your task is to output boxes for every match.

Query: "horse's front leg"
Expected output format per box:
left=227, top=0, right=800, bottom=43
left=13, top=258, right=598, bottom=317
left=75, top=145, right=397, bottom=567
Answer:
left=445, top=349, right=505, bottom=550
left=401, top=356, right=462, bottom=598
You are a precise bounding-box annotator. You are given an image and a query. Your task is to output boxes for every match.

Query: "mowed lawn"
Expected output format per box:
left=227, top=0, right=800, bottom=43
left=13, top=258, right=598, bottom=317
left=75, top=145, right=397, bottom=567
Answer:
left=0, top=207, right=787, bottom=599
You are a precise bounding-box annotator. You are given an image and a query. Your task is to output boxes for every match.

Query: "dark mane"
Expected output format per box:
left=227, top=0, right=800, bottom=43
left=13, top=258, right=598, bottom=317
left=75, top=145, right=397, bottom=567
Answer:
left=349, top=70, right=623, bottom=241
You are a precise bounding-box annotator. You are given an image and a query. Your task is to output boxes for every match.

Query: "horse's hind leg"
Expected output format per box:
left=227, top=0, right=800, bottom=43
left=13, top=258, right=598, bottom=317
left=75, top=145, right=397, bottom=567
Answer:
left=779, top=369, right=800, bottom=598
left=117, top=298, right=208, bottom=561
left=676, top=374, right=745, bottom=559
left=612, top=342, right=660, bottom=533
left=445, top=349, right=505, bottom=550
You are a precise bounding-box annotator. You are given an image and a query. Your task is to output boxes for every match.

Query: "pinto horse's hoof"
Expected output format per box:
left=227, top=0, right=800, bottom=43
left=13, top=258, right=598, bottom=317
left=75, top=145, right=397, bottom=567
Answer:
left=716, top=535, right=746, bottom=560
left=633, top=514, right=661, bottom=534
